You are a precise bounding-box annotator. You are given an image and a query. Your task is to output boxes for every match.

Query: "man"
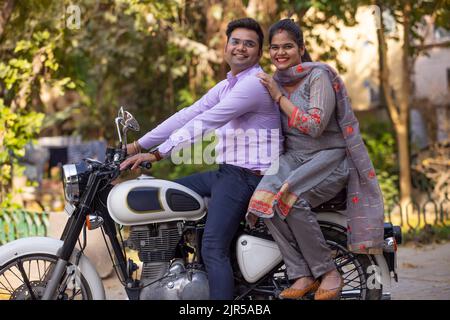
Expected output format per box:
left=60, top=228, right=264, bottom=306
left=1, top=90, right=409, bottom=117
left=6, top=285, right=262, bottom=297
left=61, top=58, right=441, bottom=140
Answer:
left=120, top=18, right=282, bottom=299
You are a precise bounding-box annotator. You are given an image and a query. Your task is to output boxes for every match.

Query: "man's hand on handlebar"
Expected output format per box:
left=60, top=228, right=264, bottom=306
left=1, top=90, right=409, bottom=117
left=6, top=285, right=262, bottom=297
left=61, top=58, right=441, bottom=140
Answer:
left=120, top=152, right=157, bottom=171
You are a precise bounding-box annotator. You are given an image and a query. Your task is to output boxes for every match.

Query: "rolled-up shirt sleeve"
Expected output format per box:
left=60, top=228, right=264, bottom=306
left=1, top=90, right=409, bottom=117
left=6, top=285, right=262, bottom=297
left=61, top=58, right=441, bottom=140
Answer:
left=138, top=82, right=222, bottom=150
left=158, top=76, right=268, bottom=157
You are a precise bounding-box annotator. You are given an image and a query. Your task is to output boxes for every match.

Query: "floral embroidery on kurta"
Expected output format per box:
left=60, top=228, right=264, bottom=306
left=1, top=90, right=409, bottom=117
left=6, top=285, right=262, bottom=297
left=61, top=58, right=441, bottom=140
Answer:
left=333, top=82, right=340, bottom=92
left=346, top=125, right=354, bottom=135
left=289, top=107, right=323, bottom=136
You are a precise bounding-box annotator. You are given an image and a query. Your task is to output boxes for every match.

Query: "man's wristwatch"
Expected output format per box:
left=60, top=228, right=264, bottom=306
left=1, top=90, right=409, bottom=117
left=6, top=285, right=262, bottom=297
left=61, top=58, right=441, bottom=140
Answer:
left=150, top=149, right=162, bottom=161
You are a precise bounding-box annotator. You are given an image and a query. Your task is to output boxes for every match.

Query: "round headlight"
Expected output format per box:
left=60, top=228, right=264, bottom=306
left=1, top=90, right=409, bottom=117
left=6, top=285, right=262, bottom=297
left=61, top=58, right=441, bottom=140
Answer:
left=62, top=164, right=78, bottom=203
left=62, top=162, right=89, bottom=204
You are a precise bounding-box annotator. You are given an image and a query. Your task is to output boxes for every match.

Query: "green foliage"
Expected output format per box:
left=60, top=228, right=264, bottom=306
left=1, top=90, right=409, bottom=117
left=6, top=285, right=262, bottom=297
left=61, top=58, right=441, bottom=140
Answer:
left=151, top=160, right=218, bottom=182
left=0, top=193, right=23, bottom=211
left=276, top=0, right=361, bottom=72
left=0, top=100, right=45, bottom=208
left=47, top=0, right=219, bottom=141
left=0, top=2, right=71, bottom=206
left=150, top=137, right=219, bottom=181
left=0, top=100, right=44, bottom=159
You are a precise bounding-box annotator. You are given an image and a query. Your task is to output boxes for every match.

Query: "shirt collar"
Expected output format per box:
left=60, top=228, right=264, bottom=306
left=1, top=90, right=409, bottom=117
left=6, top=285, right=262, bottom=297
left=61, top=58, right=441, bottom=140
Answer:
left=226, top=64, right=261, bottom=83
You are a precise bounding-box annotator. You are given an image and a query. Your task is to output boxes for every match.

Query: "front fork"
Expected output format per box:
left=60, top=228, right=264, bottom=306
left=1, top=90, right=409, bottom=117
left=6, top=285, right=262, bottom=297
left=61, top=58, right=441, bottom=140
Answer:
left=42, top=172, right=104, bottom=300
left=41, top=208, right=88, bottom=299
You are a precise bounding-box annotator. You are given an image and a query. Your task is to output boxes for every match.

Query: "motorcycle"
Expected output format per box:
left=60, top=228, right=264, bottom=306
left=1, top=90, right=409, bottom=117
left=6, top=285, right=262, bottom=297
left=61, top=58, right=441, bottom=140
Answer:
left=0, top=107, right=401, bottom=300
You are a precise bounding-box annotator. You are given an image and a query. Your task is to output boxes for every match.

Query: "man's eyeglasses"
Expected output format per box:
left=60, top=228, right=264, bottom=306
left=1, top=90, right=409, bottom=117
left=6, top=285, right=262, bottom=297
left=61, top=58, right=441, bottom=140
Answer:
left=229, top=38, right=257, bottom=49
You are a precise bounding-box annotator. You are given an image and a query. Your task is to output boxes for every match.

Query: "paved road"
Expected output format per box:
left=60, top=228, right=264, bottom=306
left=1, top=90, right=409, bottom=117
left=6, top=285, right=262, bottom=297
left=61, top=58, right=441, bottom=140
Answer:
left=390, top=242, right=450, bottom=300
left=102, top=242, right=450, bottom=300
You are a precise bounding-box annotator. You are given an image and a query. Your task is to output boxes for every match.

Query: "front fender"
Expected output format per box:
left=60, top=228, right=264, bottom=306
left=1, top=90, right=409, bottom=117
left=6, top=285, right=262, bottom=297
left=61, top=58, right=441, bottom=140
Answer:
left=0, top=236, right=106, bottom=300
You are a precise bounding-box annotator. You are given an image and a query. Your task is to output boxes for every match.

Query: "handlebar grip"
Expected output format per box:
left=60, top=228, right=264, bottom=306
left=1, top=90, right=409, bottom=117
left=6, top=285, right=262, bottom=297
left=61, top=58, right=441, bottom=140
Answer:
left=140, top=161, right=152, bottom=170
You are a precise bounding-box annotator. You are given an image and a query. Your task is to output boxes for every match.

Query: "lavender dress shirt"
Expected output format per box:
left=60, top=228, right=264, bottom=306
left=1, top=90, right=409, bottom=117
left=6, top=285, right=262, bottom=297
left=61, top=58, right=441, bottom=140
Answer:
left=138, top=64, right=283, bottom=172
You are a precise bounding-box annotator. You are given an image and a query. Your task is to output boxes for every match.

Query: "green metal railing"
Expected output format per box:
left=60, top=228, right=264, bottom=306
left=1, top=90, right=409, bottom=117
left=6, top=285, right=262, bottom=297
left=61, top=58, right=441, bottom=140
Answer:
left=0, top=209, right=48, bottom=245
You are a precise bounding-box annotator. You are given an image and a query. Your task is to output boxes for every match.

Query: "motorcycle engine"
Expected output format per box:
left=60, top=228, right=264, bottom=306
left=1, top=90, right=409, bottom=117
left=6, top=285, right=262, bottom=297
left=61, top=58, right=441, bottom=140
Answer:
left=139, top=260, right=209, bottom=300
left=126, top=222, right=209, bottom=300
left=126, top=222, right=182, bottom=282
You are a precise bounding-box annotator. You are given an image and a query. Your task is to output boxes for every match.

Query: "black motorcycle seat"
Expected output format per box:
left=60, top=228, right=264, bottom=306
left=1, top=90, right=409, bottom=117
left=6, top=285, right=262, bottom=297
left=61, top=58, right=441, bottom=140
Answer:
left=312, top=188, right=347, bottom=212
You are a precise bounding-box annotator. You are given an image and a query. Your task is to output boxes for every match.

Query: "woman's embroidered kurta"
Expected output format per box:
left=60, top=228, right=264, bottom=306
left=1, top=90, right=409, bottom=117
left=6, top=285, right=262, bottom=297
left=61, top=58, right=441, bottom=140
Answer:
left=247, top=62, right=385, bottom=254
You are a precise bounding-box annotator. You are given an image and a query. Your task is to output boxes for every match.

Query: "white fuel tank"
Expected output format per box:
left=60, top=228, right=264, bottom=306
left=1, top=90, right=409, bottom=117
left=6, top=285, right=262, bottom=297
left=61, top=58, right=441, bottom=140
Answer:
left=107, top=175, right=206, bottom=225
left=236, top=234, right=283, bottom=283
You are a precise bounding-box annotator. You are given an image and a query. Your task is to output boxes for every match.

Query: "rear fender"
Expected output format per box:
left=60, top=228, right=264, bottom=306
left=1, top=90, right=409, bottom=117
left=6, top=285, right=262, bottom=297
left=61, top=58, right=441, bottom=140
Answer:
left=317, top=212, right=391, bottom=288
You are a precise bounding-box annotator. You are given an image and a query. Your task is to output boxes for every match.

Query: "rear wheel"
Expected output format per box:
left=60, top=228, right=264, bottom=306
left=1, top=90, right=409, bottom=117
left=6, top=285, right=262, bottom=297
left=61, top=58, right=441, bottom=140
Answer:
left=321, top=223, right=383, bottom=300
left=241, top=223, right=383, bottom=300
left=0, top=254, right=93, bottom=300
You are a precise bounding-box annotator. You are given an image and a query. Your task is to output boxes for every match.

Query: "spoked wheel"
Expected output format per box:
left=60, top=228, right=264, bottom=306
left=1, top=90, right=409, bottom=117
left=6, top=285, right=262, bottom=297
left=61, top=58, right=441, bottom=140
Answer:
left=244, top=224, right=382, bottom=300
left=328, top=240, right=368, bottom=300
left=0, top=254, right=92, bottom=300
left=322, top=224, right=382, bottom=300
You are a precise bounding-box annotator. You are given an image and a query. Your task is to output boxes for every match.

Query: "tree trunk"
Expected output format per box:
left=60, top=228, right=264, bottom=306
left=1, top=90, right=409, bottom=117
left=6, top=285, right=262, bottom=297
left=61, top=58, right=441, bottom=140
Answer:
left=396, top=121, right=412, bottom=210
left=220, top=0, right=246, bottom=78
left=398, top=1, right=413, bottom=210
left=245, top=0, right=278, bottom=33
left=376, top=0, right=413, bottom=216
left=0, top=0, right=15, bottom=38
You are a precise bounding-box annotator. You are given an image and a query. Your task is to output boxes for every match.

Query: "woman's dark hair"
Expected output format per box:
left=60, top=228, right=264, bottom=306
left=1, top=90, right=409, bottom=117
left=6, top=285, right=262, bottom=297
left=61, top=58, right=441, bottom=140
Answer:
left=268, top=19, right=312, bottom=62
left=226, top=18, right=264, bottom=53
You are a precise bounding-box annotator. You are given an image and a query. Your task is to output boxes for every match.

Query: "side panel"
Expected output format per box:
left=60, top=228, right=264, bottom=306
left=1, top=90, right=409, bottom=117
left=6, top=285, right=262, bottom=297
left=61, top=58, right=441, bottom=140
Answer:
left=107, top=175, right=206, bottom=225
left=0, top=237, right=106, bottom=300
left=236, top=235, right=283, bottom=284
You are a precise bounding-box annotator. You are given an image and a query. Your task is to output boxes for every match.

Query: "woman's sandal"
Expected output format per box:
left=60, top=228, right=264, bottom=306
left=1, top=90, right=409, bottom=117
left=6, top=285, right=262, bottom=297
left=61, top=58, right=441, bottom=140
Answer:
left=314, top=275, right=344, bottom=300
left=279, top=280, right=321, bottom=300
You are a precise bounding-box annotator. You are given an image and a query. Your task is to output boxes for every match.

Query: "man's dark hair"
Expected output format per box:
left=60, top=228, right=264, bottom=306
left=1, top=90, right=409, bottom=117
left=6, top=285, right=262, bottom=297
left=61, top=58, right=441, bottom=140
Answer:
left=226, top=18, right=264, bottom=53
left=268, top=19, right=312, bottom=62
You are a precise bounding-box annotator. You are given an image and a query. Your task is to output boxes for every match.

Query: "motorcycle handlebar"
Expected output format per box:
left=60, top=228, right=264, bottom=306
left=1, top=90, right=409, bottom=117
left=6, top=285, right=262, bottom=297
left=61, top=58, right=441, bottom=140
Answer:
left=139, top=161, right=152, bottom=170
left=119, top=161, right=152, bottom=171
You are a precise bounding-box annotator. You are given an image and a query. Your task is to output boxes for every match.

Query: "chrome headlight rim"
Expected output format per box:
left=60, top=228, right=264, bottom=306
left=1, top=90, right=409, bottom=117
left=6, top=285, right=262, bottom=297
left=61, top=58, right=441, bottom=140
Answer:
left=62, top=163, right=80, bottom=204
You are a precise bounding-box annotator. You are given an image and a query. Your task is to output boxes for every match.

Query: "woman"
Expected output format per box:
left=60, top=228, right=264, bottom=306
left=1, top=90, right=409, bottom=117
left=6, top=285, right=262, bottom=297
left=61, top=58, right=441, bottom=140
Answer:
left=247, top=19, right=384, bottom=300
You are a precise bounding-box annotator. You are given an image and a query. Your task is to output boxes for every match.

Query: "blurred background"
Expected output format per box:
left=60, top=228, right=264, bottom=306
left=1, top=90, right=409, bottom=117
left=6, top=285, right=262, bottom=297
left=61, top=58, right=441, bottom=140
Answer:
left=0, top=0, right=449, bottom=293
